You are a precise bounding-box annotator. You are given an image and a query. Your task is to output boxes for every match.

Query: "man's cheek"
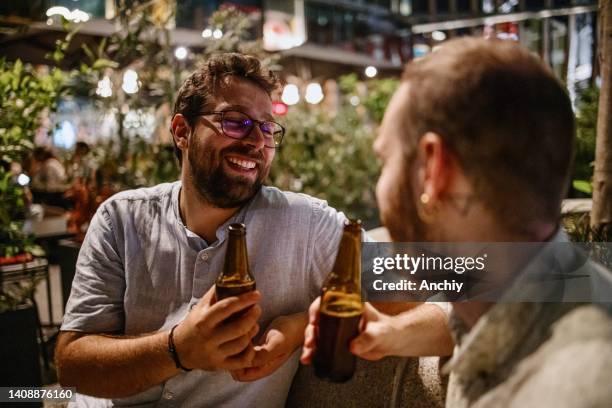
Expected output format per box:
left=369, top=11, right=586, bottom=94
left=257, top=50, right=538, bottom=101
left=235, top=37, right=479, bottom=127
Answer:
left=376, top=168, right=393, bottom=206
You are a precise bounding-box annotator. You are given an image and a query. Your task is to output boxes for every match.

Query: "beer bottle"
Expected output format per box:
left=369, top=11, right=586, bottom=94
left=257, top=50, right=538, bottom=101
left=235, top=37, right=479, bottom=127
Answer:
left=215, top=223, right=256, bottom=301
left=313, top=219, right=363, bottom=382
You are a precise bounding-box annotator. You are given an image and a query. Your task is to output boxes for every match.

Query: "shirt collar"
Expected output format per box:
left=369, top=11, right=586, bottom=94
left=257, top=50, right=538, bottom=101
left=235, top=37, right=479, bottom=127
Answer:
left=442, top=229, right=570, bottom=379
left=172, top=181, right=259, bottom=251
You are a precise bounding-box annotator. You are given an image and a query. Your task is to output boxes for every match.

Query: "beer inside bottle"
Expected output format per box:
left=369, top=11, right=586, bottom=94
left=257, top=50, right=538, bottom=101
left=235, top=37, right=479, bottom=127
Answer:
left=313, top=219, right=363, bottom=383
left=216, top=223, right=256, bottom=301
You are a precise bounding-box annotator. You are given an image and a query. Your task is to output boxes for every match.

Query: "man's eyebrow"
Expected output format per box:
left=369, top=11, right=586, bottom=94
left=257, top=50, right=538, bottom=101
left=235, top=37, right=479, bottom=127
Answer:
left=220, top=104, right=274, bottom=121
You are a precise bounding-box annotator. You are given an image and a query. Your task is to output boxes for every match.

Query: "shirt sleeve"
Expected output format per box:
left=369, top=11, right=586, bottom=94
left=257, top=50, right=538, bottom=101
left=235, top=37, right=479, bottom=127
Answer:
left=61, top=204, right=126, bottom=333
left=307, top=199, right=347, bottom=301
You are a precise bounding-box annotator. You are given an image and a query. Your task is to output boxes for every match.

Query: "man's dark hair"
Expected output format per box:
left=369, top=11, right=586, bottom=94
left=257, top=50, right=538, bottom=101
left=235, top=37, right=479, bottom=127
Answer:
left=400, top=37, right=575, bottom=232
left=172, top=53, right=280, bottom=165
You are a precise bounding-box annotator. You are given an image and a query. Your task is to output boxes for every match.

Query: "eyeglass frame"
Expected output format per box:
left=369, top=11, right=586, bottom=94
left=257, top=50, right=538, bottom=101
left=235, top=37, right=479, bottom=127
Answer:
left=193, top=110, right=285, bottom=148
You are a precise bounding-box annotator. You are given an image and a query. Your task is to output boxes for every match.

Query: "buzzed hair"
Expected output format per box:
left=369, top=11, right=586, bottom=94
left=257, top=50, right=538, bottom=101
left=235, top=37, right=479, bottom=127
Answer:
left=400, top=37, right=574, bottom=231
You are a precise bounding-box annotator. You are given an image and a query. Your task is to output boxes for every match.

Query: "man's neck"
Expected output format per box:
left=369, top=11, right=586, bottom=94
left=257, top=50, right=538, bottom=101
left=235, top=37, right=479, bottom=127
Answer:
left=179, top=181, right=239, bottom=244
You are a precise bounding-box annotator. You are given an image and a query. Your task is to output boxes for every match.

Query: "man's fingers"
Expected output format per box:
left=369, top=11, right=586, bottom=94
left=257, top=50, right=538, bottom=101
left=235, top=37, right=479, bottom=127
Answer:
left=223, top=345, right=256, bottom=371
left=350, top=329, right=377, bottom=355
left=303, top=323, right=316, bottom=348
left=250, top=334, right=280, bottom=367
left=250, top=344, right=273, bottom=368
left=300, top=321, right=317, bottom=365
left=357, top=349, right=385, bottom=361
left=219, top=323, right=259, bottom=356
left=252, top=349, right=288, bottom=368
left=300, top=345, right=314, bottom=365
left=362, top=302, right=380, bottom=321
left=308, top=297, right=321, bottom=325
left=358, top=303, right=379, bottom=332
left=195, top=285, right=217, bottom=309
left=233, top=354, right=287, bottom=382
left=208, top=291, right=261, bottom=327
left=213, top=305, right=261, bottom=344
left=247, top=322, right=260, bottom=339
left=230, top=368, right=248, bottom=381
left=219, top=332, right=255, bottom=357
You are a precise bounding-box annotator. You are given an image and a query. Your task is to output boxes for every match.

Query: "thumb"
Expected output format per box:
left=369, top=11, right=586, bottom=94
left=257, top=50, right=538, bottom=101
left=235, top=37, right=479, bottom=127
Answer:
left=362, top=302, right=380, bottom=319
left=252, top=330, right=284, bottom=366
left=359, top=302, right=379, bottom=332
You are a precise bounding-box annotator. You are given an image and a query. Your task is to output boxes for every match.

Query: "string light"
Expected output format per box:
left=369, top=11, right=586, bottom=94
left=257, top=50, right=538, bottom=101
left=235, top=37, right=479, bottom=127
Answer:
left=281, top=84, right=300, bottom=105
left=96, top=76, right=113, bottom=98
left=174, top=47, right=188, bottom=60
left=122, top=69, right=139, bottom=94
left=305, top=83, right=324, bottom=104
left=365, top=66, right=378, bottom=78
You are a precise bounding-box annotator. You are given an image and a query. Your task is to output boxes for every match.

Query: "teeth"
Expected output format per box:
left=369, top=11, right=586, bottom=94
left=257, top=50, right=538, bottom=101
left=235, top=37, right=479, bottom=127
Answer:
left=227, top=157, right=256, bottom=169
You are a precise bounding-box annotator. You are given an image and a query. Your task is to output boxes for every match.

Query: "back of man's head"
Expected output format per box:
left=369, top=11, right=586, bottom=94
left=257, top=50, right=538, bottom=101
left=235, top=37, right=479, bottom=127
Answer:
left=401, top=37, right=574, bottom=233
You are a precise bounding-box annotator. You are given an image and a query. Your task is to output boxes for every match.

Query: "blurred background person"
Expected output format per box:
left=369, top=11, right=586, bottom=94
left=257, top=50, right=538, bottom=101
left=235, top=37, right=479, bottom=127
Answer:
left=29, top=146, right=70, bottom=209
left=65, top=141, right=97, bottom=189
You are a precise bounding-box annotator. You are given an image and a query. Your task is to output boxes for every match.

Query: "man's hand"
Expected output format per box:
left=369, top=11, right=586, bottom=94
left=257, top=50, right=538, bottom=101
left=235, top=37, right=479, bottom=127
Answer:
left=231, top=312, right=308, bottom=382
left=173, top=285, right=262, bottom=371
left=300, top=298, right=453, bottom=364
left=349, top=302, right=403, bottom=360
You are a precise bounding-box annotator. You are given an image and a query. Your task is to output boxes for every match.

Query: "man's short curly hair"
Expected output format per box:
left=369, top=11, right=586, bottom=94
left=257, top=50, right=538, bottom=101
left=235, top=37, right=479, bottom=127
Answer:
left=172, top=53, right=280, bottom=164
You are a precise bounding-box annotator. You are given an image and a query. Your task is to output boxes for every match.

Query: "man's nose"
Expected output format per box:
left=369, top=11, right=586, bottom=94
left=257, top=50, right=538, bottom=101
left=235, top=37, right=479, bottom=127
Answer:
left=244, top=124, right=266, bottom=150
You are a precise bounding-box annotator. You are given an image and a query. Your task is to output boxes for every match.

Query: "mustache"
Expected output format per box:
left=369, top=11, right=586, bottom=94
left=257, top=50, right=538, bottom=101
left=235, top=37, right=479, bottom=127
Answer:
left=221, top=144, right=265, bottom=163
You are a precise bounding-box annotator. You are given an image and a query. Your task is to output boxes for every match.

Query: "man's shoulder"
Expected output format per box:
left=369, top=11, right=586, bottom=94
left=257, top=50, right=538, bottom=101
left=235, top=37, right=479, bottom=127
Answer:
left=101, top=182, right=177, bottom=206
left=550, top=304, right=612, bottom=344
left=499, top=305, right=612, bottom=407
left=97, top=181, right=178, bottom=217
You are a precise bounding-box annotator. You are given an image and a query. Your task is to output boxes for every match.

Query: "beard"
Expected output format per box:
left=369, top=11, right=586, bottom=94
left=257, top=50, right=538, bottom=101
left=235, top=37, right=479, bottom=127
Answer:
left=187, top=135, right=269, bottom=209
left=379, top=155, right=429, bottom=242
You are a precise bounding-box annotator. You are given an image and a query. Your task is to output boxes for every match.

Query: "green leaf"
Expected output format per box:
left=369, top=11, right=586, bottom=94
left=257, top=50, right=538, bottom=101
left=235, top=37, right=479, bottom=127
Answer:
left=573, top=180, right=593, bottom=195
left=92, top=58, right=119, bottom=70
left=82, top=43, right=96, bottom=61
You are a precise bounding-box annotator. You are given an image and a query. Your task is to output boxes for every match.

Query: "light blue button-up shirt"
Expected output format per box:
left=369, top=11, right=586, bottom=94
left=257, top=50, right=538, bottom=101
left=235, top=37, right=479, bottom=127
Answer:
left=62, top=181, right=347, bottom=407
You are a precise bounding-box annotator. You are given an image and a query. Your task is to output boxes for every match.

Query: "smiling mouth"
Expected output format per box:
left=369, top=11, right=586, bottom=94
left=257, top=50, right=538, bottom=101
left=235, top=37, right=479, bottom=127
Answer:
left=225, top=156, right=258, bottom=172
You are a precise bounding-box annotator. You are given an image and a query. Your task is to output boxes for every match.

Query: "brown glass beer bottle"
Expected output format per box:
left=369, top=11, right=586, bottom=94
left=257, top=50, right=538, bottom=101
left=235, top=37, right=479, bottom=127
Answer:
left=313, top=219, right=363, bottom=382
left=215, top=223, right=256, bottom=301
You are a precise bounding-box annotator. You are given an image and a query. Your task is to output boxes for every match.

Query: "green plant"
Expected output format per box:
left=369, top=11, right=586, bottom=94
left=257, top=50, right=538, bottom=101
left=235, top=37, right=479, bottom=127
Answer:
left=0, top=282, right=38, bottom=314
left=563, top=212, right=612, bottom=269
left=0, top=58, right=67, bottom=258
left=571, top=86, right=599, bottom=196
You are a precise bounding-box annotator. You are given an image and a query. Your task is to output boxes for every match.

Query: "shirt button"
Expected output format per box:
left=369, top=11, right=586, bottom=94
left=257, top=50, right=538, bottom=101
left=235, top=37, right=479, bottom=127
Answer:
left=164, top=391, right=174, bottom=400
left=200, top=252, right=210, bottom=262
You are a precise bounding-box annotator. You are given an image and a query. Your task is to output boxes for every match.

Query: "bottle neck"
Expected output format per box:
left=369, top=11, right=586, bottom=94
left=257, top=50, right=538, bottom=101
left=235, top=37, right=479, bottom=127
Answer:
left=331, top=229, right=361, bottom=288
left=222, top=233, right=251, bottom=280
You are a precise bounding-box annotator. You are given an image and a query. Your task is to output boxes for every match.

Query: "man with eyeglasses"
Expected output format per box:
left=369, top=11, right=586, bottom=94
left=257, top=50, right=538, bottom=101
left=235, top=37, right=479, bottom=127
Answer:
left=54, top=53, right=314, bottom=407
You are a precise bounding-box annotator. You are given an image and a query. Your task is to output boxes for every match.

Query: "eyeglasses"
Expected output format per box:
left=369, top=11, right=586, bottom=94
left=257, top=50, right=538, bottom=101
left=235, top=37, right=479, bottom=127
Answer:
left=195, top=110, right=285, bottom=148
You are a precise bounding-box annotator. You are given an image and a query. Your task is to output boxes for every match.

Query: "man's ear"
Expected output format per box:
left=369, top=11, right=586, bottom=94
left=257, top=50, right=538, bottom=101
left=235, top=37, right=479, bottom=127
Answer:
left=171, top=114, right=191, bottom=151
left=415, top=132, right=453, bottom=203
